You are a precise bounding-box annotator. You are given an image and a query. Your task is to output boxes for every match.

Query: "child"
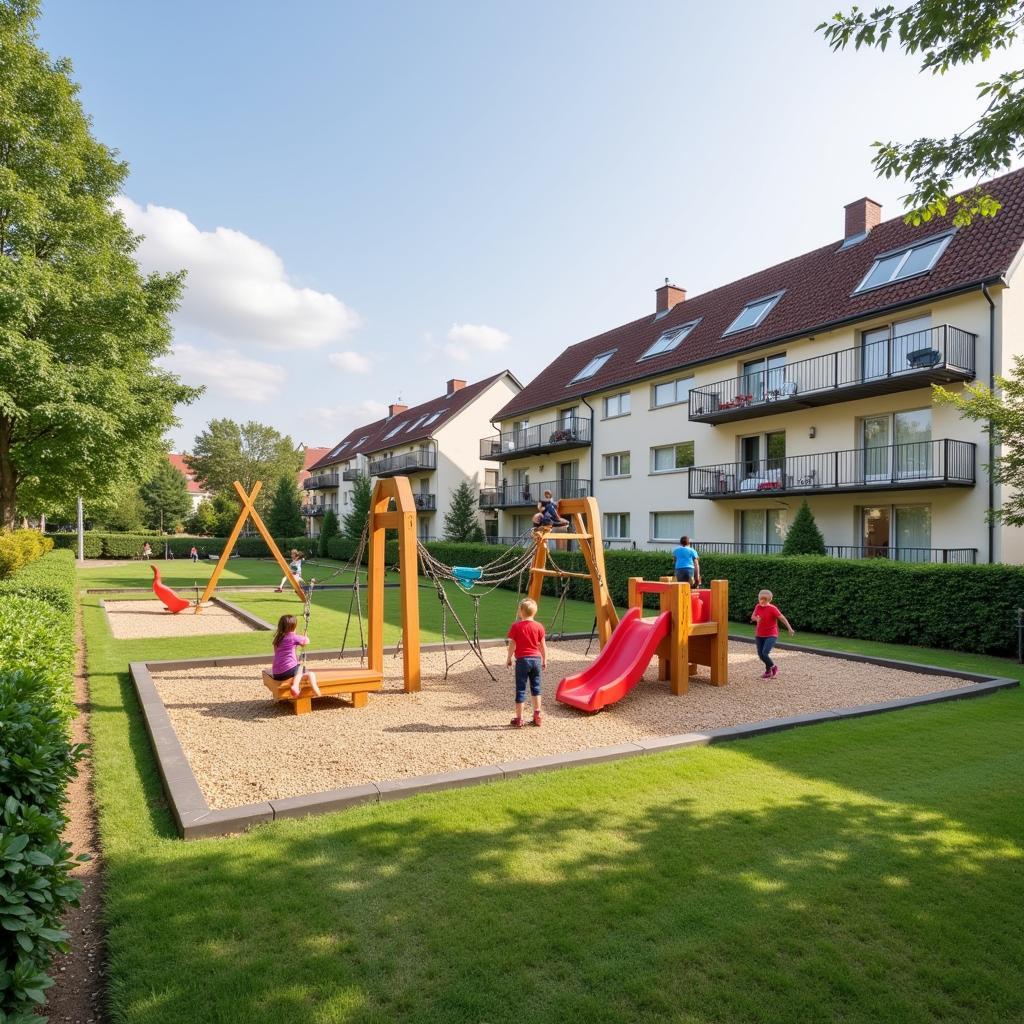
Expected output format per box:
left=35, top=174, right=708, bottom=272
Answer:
left=270, top=613, right=320, bottom=699
left=275, top=549, right=304, bottom=593
left=141, top=542, right=152, bottom=560
left=506, top=597, right=546, bottom=728
left=671, top=535, right=701, bottom=585
left=531, top=490, right=569, bottom=530
left=750, top=589, right=795, bottom=679
left=189, top=545, right=199, bottom=563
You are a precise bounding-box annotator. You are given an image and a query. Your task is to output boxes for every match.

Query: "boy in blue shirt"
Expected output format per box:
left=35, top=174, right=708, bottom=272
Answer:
left=672, top=535, right=701, bottom=585
left=532, top=490, right=569, bottom=530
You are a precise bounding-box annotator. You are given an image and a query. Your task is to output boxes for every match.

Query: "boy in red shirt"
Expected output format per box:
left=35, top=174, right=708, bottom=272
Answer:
left=506, top=597, right=547, bottom=728
left=750, top=589, right=795, bottom=679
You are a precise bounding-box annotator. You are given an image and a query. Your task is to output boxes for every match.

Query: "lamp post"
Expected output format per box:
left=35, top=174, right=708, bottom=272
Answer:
left=76, top=496, right=84, bottom=562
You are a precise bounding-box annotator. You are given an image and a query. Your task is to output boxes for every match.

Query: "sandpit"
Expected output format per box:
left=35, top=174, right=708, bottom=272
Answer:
left=103, top=599, right=259, bottom=640
left=150, top=640, right=973, bottom=809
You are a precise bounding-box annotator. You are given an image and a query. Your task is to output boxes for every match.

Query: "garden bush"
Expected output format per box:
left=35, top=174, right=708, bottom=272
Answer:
left=0, top=597, right=76, bottom=720
left=0, top=550, right=76, bottom=617
left=46, top=533, right=103, bottom=558
left=0, top=669, right=84, bottom=1024
left=0, top=531, right=53, bottom=578
left=45, top=532, right=316, bottom=560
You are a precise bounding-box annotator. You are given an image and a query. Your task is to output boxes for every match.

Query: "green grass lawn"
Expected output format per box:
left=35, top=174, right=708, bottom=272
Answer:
left=79, top=561, right=1024, bottom=1023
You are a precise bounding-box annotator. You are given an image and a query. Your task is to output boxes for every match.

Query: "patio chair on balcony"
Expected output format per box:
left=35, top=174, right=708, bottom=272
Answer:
left=906, top=348, right=942, bottom=369
left=766, top=380, right=798, bottom=401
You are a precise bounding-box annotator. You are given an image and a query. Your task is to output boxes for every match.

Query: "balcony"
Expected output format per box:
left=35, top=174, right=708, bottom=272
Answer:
left=368, top=450, right=436, bottom=477
left=303, top=473, right=339, bottom=490
left=300, top=505, right=327, bottom=518
left=689, top=439, right=975, bottom=499
left=480, top=416, right=592, bottom=461
left=689, top=325, right=976, bottom=425
left=413, top=493, right=436, bottom=511
left=695, top=541, right=977, bottom=563
left=479, top=478, right=591, bottom=509
left=342, top=468, right=362, bottom=482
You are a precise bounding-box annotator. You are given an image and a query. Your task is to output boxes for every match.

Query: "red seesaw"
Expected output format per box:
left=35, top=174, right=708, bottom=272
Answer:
left=150, top=564, right=191, bottom=614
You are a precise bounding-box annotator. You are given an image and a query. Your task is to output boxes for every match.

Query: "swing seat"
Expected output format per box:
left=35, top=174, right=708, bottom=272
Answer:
left=262, top=667, right=383, bottom=715
left=451, top=565, right=483, bottom=591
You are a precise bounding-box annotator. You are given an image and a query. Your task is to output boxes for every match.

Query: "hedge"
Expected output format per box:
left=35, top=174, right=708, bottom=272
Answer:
left=0, top=669, right=84, bottom=1023
left=0, top=550, right=77, bottom=617
left=46, top=532, right=312, bottom=560
left=0, top=531, right=53, bottom=578
left=0, top=597, right=76, bottom=722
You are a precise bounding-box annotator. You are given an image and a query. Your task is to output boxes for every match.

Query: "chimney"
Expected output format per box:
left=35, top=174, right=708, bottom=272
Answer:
left=388, top=403, right=408, bottom=418
left=446, top=378, right=467, bottom=397
left=655, top=279, right=686, bottom=314
left=844, top=197, right=882, bottom=241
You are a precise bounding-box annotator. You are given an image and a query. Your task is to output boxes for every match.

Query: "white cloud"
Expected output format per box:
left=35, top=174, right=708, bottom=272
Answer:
left=443, top=322, right=510, bottom=362
left=303, top=400, right=388, bottom=433
left=328, top=350, right=372, bottom=373
left=116, top=196, right=360, bottom=350
left=163, top=343, right=283, bottom=402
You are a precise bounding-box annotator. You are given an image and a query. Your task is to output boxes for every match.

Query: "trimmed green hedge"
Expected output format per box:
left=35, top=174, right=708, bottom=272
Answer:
left=47, top=532, right=313, bottom=560
left=0, top=669, right=84, bottom=1023
left=0, top=597, right=76, bottom=722
left=0, top=550, right=77, bottom=617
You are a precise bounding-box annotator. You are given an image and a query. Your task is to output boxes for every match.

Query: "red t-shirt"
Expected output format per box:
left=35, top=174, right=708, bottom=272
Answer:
left=507, top=619, right=545, bottom=658
left=752, top=603, right=782, bottom=637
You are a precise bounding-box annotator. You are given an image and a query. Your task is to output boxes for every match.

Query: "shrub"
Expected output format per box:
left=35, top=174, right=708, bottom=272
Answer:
left=0, top=531, right=52, bottom=578
left=0, top=669, right=84, bottom=1023
left=318, top=509, right=340, bottom=558
left=46, top=533, right=103, bottom=558
left=0, top=597, right=75, bottom=720
left=781, top=501, right=827, bottom=556
left=0, top=550, right=76, bottom=617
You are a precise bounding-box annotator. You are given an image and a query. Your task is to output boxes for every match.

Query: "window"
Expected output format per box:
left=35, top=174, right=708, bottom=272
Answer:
left=603, top=392, right=631, bottom=418
left=568, top=349, right=616, bottom=384
left=603, top=452, right=631, bottom=478
left=484, top=469, right=498, bottom=488
left=738, top=509, right=787, bottom=553
left=383, top=421, right=407, bottom=440
left=651, top=511, right=694, bottom=542
left=651, top=442, right=695, bottom=473
left=855, top=233, right=953, bottom=293
left=422, top=410, right=444, bottom=426
left=354, top=435, right=369, bottom=448
left=861, top=505, right=932, bottom=561
left=604, top=513, right=630, bottom=539
left=651, top=376, right=693, bottom=408
left=406, top=415, right=429, bottom=432
left=723, top=291, right=784, bottom=335
left=741, top=353, right=786, bottom=401
left=639, top=320, right=701, bottom=361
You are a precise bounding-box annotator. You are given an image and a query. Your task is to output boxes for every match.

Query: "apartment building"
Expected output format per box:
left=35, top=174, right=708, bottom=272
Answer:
left=487, top=169, right=1024, bottom=564
left=307, top=372, right=521, bottom=539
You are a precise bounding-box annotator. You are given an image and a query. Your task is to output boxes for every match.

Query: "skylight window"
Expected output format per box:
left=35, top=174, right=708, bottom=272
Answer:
left=639, top=320, right=701, bottom=362
left=723, top=292, right=784, bottom=335
left=383, top=422, right=407, bottom=440
left=406, top=416, right=428, bottom=432
left=855, top=233, right=953, bottom=293
left=327, top=441, right=349, bottom=459
left=568, top=349, right=616, bottom=385
left=422, top=410, right=444, bottom=426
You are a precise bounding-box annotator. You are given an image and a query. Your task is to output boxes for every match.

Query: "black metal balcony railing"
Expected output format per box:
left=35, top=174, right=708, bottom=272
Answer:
left=479, top=478, right=592, bottom=509
left=689, top=439, right=976, bottom=499
left=342, top=468, right=362, bottom=482
left=694, top=541, right=977, bottom=563
left=689, top=325, right=977, bottom=424
left=368, top=450, right=437, bottom=477
left=300, top=505, right=328, bottom=518
left=480, top=416, right=592, bottom=461
left=303, top=473, right=339, bottom=490
left=413, top=494, right=436, bottom=511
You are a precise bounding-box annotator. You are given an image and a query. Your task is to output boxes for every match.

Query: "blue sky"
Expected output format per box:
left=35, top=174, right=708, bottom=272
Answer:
left=38, top=0, right=1023, bottom=450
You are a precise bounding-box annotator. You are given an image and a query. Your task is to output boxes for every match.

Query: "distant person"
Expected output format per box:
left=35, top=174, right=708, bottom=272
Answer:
left=270, top=613, right=320, bottom=699
left=506, top=597, right=547, bottom=728
left=190, top=545, right=199, bottom=563
left=671, top=536, right=701, bottom=585
left=750, top=589, right=795, bottom=680
left=141, top=542, right=152, bottom=560
left=275, top=549, right=304, bottom=593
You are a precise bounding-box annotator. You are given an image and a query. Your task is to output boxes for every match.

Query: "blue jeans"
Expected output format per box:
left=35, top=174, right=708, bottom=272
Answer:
left=674, top=568, right=694, bottom=583
left=514, top=657, right=542, bottom=704
left=755, top=635, right=777, bottom=670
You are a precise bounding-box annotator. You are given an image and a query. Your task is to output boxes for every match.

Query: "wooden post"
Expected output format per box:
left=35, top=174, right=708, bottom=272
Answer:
left=366, top=485, right=389, bottom=677
left=527, top=531, right=549, bottom=606
left=709, top=578, right=729, bottom=686
left=627, top=576, right=641, bottom=611
left=657, top=584, right=670, bottom=681
left=672, top=582, right=690, bottom=695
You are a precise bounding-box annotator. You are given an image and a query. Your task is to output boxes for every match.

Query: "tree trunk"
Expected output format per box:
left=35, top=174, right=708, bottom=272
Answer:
left=0, top=416, right=18, bottom=530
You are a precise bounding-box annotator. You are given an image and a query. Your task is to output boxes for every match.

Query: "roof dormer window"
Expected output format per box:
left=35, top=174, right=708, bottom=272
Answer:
left=568, top=349, right=616, bottom=385
left=854, top=232, right=954, bottom=293
left=723, top=291, right=785, bottom=336
left=639, top=319, right=701, bottom=361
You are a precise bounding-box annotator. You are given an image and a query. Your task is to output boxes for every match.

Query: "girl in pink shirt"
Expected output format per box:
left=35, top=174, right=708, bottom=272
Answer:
left=270, top=614, right=320, bottom=699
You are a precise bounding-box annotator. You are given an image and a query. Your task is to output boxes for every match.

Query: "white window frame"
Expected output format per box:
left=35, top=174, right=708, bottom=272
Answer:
left=603, top=392, right=631, bottom=419
left=602, top=452, right=631, bottom=479
left=639, top=319, right=701, bottom=361
left=568, top=349, right=616, bottom=385
left=723, top=291, right=785, bottom=336
left=854, top=231, right=954, bottom=294
left=604, top=512, right=630, bottom=540
left=383, top=422, right=407, bottom=440
left=423, top=410, right=444, bottom=426
left=650, top=442, right=695, bottom=474
left=650, top=511, right=695, bottom=543
left=651, top=376, right=693, bottom=409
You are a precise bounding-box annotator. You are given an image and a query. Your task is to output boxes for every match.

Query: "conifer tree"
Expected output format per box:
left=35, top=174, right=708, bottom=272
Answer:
left=319, top=508, right=340, bottom=557
left=343, top=474, right=372, bottom=543
left=443, top=481, right=484, bottom=542
left=782, top=500, right=827, bottom=556
left=267, top=476, right=304, bottom=538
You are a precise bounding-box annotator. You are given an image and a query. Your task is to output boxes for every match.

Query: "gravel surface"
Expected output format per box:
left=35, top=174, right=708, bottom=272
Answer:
left=151, top=640, right=973, bottom=810
left=103, top=599, right=255, bottom=639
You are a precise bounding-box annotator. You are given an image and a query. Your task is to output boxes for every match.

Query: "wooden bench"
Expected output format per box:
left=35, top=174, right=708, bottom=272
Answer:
left=262, top=667, right=384, bottom=715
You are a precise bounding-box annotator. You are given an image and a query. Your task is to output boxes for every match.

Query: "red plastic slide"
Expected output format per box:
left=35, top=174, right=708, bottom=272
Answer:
left=556, top=607, right=672, bottom=712
left=151, top=564, right=190, bottom=614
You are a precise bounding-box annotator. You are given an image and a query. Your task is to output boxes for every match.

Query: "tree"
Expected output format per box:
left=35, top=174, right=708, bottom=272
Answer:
left=819, top=0, right=1024, bottom=226
left=186, top=420, right=303, bottom=513
left=782, top=500, right=827, bottom=556
left=267, top=476, right=304, bottom=538
left=185, top=498, right=218, bottom=536
left=93, top=481, right=147, bottom=533
left=935, top=359, right=1024, bottom=523
left=140, top=459, right=192, bottom=532
left=210, top=491, right=242, bottom=537
left=0, top=2, right=199, bottom=528
left=443, top=481, right=484, bottom=542
left=319, top=508, right=340, bottom=557
left=342, top=474, right=371, bottom=542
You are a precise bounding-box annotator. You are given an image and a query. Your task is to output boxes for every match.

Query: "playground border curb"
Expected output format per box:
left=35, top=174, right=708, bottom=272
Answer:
left=100, top=596, right=273, bottom=635
left=129, top=638, right=1019, bottom=840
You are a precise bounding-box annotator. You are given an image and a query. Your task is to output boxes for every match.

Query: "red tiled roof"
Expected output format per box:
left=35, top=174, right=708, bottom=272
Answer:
left=167, top=453, right=207, bottom=495
left=298, top=446, right=333, bottom=483
left=309, top=371, right=519, bottom=471
left=496, top=168, right=1024, bottom=420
